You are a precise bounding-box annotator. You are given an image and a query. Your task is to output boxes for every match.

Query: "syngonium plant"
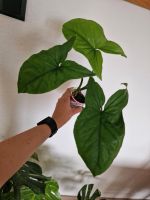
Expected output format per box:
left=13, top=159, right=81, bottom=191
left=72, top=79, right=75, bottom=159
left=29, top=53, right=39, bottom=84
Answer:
left=18, top=18, right=128, bottom=176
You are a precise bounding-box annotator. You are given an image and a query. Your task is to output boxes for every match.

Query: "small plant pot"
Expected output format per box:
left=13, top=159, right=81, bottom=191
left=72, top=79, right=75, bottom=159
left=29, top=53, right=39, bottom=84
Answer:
left=70, top=90, right=85, bottom=107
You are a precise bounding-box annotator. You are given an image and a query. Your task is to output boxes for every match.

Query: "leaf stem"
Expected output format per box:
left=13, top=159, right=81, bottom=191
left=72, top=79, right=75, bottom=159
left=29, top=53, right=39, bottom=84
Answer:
left=80, top=85, right=88, bottom=91
left=76, top=78, right=83, bottom=92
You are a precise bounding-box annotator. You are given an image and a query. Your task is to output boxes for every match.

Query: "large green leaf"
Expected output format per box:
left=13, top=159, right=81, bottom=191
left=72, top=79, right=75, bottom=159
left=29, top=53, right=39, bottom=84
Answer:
left=0, top=163, right=60, bottom=200
left=74, top=78, right=128, bottom=176
left=12, top=161, right=52, bottom=197
left=9, top=161, right=51, bottom=198
left=20, top=179, right=61, bottom=200
left=63, top=18, right=106, bottom=79
left=63, top=18, right=126, bottom=79
left=18, top=37, right=94, bottom=94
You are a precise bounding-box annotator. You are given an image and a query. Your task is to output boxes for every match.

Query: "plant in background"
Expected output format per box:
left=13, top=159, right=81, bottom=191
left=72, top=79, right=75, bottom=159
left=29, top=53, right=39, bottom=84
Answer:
left=18, top=18, right=128, bottom=176
left=0, top=154, right=61, bottom=200
left=15, top=18, right=128, bottom=198
left=77, top=184, right=101, bottom=200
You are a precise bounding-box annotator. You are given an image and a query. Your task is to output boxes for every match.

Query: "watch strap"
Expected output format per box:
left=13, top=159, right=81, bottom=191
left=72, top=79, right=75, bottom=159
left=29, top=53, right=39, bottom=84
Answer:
left=37, top=117, right=58, bottom=137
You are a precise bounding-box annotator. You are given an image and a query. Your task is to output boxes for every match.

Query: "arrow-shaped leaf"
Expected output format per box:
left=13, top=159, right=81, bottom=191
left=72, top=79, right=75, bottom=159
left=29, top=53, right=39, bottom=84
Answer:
left=63, top=18, right=126, bottom=79
left=74, top=77, right=128, bottom=176
left=63, top=18, right=106, bottom=79
left=18, top=37, right=94, bottom=94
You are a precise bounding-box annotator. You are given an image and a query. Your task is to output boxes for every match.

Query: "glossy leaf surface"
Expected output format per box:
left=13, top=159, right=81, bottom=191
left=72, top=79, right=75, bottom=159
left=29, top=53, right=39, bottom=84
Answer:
left=18, top=38, right=94, bottom=94
left=74, top=78, right=128, bottom=176
left=63, top=18, right=126, bottom=79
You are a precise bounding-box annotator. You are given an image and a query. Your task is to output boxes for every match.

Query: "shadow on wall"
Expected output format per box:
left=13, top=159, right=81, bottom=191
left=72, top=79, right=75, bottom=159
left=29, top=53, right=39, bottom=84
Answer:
left=37, top=143, right=85, bottom=192
left=37, top=143, right=150, bottom=199
left=99, top=162, right=150, bottom=199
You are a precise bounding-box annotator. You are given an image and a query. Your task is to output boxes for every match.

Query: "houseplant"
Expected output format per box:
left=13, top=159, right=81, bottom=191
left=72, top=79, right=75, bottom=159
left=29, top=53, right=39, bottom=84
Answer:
left=1, top=18, right=128, bottom=199
left=0, top=154, right=101, bottom=200
left=18, top=18, right=128, bottom=176
left=0, top=154, right=61, bottom=200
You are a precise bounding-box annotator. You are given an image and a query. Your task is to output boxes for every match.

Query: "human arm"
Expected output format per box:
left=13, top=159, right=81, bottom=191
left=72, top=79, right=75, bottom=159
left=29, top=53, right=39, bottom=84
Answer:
left=0, top=88, right=82, bottom=187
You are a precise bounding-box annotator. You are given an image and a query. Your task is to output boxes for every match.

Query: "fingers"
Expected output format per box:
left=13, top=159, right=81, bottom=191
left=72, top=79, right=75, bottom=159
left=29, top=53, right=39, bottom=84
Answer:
left=59, top=88, right=73, bottom=103
left=72, top=106, right=83, bottom=115
left=57, top=88, right=74, bottom=107
left=62, top=88, right=73, bottom=98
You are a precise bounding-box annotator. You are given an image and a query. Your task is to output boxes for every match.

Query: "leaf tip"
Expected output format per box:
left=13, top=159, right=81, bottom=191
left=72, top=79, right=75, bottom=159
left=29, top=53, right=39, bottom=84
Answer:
left=98, top=74, right=102, bottom=80
left=17, top=86, right=21, bottom=93
left=122, top=52, right=127, bottom=58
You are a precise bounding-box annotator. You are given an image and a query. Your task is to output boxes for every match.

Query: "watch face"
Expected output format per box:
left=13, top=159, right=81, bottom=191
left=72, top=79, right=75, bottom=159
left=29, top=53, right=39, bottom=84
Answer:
left=0, top=0, right=27, bottom=21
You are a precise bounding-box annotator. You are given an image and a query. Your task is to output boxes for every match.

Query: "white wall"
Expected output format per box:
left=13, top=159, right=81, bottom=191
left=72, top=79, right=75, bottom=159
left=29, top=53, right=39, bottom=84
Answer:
left=0, top=0, right=150, bottom=198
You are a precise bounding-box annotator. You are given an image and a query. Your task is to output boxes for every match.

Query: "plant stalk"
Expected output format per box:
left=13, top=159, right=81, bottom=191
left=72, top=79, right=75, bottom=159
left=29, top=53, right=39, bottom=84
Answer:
left=76, top=78, right=83, bottom=92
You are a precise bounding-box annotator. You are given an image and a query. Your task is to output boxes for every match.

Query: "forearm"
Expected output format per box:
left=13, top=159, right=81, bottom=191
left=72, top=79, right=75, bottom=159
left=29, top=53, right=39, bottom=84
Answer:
left=0, top=88, right=82, bottom=187
left=0, top=124, right=50, bottom=187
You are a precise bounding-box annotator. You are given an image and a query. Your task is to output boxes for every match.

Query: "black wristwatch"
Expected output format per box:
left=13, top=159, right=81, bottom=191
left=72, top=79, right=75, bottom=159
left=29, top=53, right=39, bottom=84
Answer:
left=37, top=117, right=58, bottom=137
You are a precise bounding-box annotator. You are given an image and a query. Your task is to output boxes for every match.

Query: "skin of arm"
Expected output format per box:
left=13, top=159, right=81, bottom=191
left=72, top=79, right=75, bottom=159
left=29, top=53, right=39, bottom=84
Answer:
left=0, top=88, right=82, bottom=187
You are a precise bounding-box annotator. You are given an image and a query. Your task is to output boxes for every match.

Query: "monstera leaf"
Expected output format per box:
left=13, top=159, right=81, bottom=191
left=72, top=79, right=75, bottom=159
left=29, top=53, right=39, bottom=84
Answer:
left=13, top=161, right=47, bottom=194
left=1, top=180, right=61, bottom=200
left=77, top=184, right=101, bottom=200
left=20, top=179, right=61, bottom=200
left=18, top=37, right=94, bottom=94
left=63, top=18, right=126, bottom=79
left=74, top=78, right=128, bottom=176
left=0, top=161, right=61, bottom=200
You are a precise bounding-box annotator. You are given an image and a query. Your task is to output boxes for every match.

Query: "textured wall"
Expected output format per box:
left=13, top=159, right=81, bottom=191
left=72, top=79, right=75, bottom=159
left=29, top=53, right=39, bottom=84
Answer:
left=0, top=0, right=150, bottom=199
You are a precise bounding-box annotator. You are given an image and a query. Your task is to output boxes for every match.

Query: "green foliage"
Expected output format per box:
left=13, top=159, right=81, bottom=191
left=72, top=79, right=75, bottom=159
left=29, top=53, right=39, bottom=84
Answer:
left=20, top=179, right=61, bottom=200
left=77, top=184, right=101, bottom=200
left=18, top=37, right=94, bottom=94
left=17, top=18, right=128, bottom=177
left=74, top=78, right=128, bottom=176
left=63, top=18, right=126, bottom=79
left=0, top=161, right=61, bottom=200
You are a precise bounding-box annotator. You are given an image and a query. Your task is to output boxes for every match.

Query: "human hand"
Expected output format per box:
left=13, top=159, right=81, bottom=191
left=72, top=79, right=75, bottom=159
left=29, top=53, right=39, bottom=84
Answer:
left=52, top=88, right=82, bottom=128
